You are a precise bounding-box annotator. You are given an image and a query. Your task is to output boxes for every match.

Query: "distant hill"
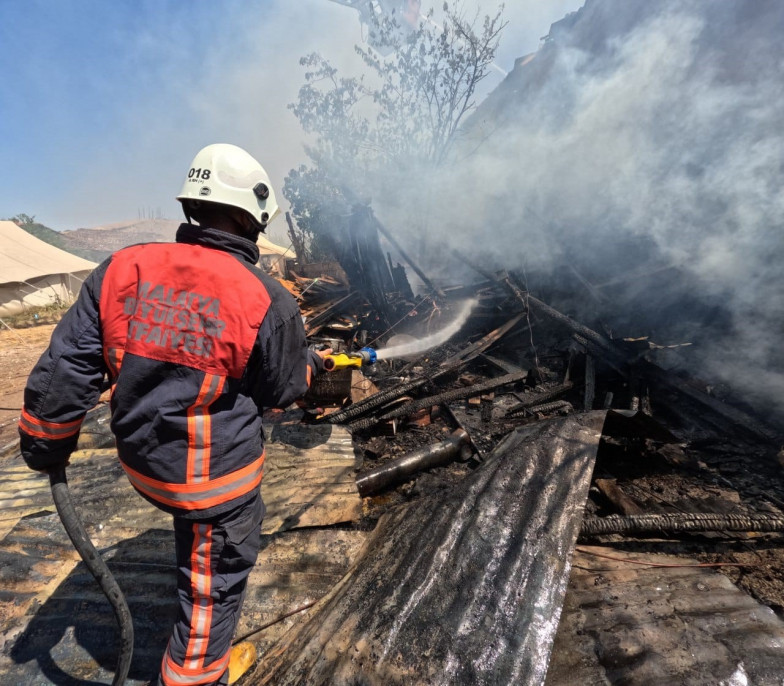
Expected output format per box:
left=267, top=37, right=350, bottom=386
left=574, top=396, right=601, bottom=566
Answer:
left=13, top=217, right=292, bottom=263
left=62, top=219, right=180, bottom=258
left=12, top=220, right=107, bottom=263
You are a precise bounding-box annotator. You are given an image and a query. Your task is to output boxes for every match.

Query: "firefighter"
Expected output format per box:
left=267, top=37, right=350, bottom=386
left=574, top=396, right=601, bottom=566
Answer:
left=18, top=144, right=329, bottom=685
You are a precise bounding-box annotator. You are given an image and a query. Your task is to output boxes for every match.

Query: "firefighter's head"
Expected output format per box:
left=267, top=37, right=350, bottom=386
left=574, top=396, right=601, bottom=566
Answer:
left=177, top=143, right=279, bottom=239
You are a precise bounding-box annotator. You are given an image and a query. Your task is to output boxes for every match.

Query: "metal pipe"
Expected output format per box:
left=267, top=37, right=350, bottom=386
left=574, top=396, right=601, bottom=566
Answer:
left=49, top=466, right=134, bottom=685
left=356, top=429, right=470, bottom=497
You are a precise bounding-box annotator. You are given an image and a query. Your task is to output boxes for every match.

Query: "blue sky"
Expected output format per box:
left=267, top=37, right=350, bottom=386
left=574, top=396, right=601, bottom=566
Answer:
left=0, top=0, right=580, bottom=231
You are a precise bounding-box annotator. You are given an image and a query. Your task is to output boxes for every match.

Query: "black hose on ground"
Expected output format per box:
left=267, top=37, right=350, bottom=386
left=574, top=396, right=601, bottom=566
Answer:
left=49, top=465, right=134, bottom=685
left=580, top=512, right=784, bottom=537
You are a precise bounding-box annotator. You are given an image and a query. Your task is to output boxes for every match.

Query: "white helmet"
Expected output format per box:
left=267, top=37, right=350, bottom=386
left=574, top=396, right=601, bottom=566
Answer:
left=177, top=143, right=280, bottom=231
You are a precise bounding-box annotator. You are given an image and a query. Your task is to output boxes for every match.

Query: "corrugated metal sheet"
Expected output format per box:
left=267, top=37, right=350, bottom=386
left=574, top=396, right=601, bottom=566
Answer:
left=546, top=546, right=784, bottom=684
left=254, top=412, right=607, bottom=685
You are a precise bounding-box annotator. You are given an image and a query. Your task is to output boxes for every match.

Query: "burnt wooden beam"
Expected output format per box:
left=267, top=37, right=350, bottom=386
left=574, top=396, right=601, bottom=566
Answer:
left=593, top=478, right=646, bottom=516
left=505, top=382, right=574, bottom=417
left=526, top=400, right=573, bottom=416
left=584, top=354, right=595, bottom=410
left=642, top=362, right=780, bottom=443
left=322, top=376, right=430, bottom=425
left=439, top=312, right=527, bottom=369
left=525, top=293, right=614, bottom=352
left=304, top=292, right=360, bottom=335
left=375, top=220, right=444, bottom=298
left=285, top=211, right=307, bottom=263
left=350, top=371, right=527, bottom=431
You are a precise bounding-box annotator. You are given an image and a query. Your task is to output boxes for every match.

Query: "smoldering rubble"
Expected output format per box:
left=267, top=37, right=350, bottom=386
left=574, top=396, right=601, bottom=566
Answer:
left=2, top=2, right=784, bottom=685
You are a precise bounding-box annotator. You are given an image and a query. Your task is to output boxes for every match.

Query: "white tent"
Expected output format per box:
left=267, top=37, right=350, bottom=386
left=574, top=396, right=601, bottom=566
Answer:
left=256, top=233, right=295, bottom=275
left=0, top=220, right=97, bottom=317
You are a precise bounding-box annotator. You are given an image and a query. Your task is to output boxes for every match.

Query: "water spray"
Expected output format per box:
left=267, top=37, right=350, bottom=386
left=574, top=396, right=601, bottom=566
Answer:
left=324, top=299, right=477, bottom=371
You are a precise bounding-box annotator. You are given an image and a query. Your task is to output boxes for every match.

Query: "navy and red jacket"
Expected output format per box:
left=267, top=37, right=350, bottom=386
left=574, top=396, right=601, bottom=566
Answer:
left=19, top=223, right=321, bottom=518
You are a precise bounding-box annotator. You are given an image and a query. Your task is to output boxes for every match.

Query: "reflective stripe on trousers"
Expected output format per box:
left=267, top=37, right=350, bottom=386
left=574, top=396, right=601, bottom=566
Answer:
left=157, top=493, right=264, bottom=686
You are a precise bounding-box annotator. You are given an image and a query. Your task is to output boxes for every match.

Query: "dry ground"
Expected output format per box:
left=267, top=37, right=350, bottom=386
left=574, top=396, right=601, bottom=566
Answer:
left=0, top=324, right=57, bottom=451
left=3, top=319, right=784, bottom=624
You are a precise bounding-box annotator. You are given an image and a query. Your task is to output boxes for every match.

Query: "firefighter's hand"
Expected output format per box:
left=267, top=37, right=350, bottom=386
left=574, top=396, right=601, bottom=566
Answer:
left=315, top=348, right=333, bottom=361
left=308, top=348, right=333, bottom=376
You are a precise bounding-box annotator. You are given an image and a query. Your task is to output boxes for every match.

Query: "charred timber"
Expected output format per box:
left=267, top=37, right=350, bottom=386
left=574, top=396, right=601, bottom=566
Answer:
left=525, top=294, right=616, bottom=353
left=304, top=292, right=359, bottom=334
left=285, top=211, right=308, bottom=263
left=505, top=382, right=574, bottom=417
left=573, top=332, right=780, bottom=443
left=580, top=512, right=784, bottom=537
left=438, top=313, right=527, bottom=369
left=356, top=429, right=470, bottom=497
left=350, top=371, right=527, bottom=431
left=572, top=334, right=628, bottom=377
left=527, top=400, right=573, bottom=416
left=323, top=376, right=429, bottom=425
left=375, top=220, right=443, bottom=298
left=642, top=362, right=780, bottom=443
left=453, top=250, right=616, bottom=353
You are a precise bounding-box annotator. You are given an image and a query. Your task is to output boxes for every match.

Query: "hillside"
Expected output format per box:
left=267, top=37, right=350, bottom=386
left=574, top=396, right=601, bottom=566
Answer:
left=12, top=220, right=106, bottom=263
left=62, top=218, right=180, bottom=258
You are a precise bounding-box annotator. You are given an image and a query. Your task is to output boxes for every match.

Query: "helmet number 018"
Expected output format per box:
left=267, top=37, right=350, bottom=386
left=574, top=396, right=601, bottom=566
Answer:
left=188, top=168, right=211, bottom=180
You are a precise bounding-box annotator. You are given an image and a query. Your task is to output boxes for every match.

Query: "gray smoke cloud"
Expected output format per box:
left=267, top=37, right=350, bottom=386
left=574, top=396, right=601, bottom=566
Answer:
left=366, top=1, right=784, bottom=418
left=9, top=0, right=576, bottom=243
left=34, top=1, right=371, bottom=237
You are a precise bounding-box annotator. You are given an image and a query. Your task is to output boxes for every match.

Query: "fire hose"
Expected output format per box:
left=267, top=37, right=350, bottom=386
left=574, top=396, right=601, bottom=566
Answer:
left=49, top=465, right=134, bottom=685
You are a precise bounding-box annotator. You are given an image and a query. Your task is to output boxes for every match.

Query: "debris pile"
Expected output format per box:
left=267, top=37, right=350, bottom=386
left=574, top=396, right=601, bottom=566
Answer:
left=256, top=204, right=784, bottom=682
left=3, top=208, right=784, bottom=685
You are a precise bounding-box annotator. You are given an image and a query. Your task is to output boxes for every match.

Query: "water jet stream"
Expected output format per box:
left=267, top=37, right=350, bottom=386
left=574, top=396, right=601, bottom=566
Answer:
left=374, top=299, right=477, bottom=361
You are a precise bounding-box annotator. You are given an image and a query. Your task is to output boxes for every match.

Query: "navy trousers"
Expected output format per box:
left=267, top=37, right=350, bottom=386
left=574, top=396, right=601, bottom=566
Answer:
left=155, top=493, right=263, bottom=686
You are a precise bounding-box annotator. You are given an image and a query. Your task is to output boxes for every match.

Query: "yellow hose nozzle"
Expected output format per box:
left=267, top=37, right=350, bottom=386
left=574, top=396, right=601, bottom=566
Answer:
left=324, top=353, right=363, bottom=371
left=323, top=347, right=377, bottom=372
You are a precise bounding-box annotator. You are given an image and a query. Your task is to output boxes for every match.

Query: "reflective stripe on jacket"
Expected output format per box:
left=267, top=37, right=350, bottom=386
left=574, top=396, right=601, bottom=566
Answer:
left=19, top=224, right=321, bottom=518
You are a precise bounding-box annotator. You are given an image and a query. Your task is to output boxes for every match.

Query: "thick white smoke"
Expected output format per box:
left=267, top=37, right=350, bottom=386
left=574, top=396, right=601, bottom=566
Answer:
left=368, top=1, right=784, bottom=417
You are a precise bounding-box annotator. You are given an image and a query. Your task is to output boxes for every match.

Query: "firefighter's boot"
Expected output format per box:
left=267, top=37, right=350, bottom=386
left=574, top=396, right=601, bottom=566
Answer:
left=227, top=642, right=257, bottom=685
